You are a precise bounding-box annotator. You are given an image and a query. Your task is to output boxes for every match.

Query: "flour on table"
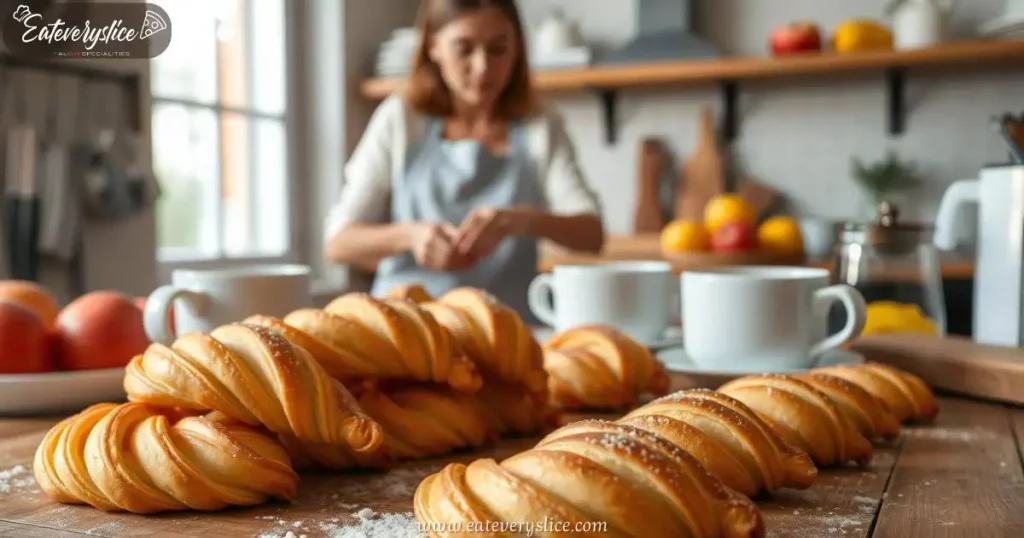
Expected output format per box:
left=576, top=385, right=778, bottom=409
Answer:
left=0, top=464, right=35, bottom=493
left=320, top=510, right=423, bottom=538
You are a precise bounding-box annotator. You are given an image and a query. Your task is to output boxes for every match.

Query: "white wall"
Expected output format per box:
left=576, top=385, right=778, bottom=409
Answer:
left=511, top=0, right=1019, bottom=239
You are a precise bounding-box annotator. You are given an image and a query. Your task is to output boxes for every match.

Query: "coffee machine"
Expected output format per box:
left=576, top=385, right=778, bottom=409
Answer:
left=933, top=164, right=1024, bottom=347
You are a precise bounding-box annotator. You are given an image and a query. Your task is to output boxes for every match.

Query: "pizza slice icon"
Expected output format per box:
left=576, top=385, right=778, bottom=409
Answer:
left=140, top=10, right=168, bottom=40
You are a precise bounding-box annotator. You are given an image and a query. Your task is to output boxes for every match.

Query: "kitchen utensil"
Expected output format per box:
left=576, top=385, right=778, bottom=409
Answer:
left=832, top=201, right=946, bottom=337
left=38, top=74, right=78, bottom=262
left=737, top=177, right=780, bottom=220
left=659, top=347, right=864, bottom=391
left=994, top=113, right=1024, bottom=163
left=4, top=123, right=41, bottom=282
left=934, top=163, right=1024, bottom=346
left=634, top=137, right=667, bottom=232
left=527, top=261, right=675, bottom=344
left=144, top=265, right=313, bottom=345
left=675, top=107, right=724, bottom=220
left=851, top=333, right=1024, bottom=406
left=681, top=266, right=867, bottom=372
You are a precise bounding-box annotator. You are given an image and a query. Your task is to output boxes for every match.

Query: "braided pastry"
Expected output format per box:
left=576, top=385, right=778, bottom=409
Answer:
left=246, top=294, right=481, bottom=391
left=718, top=375, right=873, bottom=467
left=386, top=283, right=432, bottom=304
left=414, top=421, right=765, bottom=538
left=813, top=363, right=939, bottom=423
left=792, top=372, right=901, bottom=440
left=542, top=325, right=670, bottom=411
left=619, top=389, right=817, bottom=497
left=123, top=322, right=383, bottom=453
left=33, top=403, right=298, bottom=514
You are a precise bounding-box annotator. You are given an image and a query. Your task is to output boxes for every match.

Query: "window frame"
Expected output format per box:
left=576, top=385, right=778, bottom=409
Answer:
left=150, top=0, right=301, bottom=272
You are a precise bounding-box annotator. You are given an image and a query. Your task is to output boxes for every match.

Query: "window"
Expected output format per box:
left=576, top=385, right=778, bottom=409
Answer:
left=149, top=0, right=290, bottom=262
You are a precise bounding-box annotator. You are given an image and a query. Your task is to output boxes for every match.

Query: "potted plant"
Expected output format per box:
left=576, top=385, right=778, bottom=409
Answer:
left=851, top=150, right=922, bottom=218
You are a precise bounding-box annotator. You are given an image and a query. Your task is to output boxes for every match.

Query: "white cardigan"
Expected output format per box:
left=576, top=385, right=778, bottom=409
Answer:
left=324, top=95, right=603, bottom=290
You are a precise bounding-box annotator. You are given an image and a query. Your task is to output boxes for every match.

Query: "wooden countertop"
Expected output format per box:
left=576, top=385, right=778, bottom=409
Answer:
left=540, top=235, right=976, bottom=280
left=0, top=396, right=1019, bottom=536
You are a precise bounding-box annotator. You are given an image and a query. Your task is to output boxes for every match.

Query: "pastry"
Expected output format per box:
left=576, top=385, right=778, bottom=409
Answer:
left=718, top=375, right=873, bottom=467
left=813, top=363, right=938, bottom=423
left=414, top=421, right=765, bottom=538
left=123, top=322, right=384, bottom=453
left=542, top=325, right=670, bottom=411
left=278, top=386, right=497, bottom=469
left=247, top=294, right=481, bottom=391
left=792, top=372, right=901, bottom=440
left=618, top=389, right=817, bottom=497
left=387, top=283, right=433, bottom=304
left=33, top=402, right=298, bottom=514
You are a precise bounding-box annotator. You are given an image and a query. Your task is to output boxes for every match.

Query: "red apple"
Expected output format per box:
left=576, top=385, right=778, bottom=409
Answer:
left=769, top=22, right=823, bottom=56
left=0, top=300, right=54, bottom=374
left=712, top=221, right=759, bottom=252
left=56, top=291, right=150, bottom=371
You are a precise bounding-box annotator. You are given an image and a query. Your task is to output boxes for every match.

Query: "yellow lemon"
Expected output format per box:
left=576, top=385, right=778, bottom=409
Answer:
left=704, top=195, right=756, bottom=234
left=863, top=301, right=939, bottom=335
left=757, top=216, right=805, bottom=256
left=660, top=220, right=712, bottom=253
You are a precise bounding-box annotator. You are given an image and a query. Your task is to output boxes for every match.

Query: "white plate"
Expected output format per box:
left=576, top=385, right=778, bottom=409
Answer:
left=0, top=368, right=126, bottom=416
left=532, top=326, right=683, bottom=351
left=657, top=348, right=865, bottom=391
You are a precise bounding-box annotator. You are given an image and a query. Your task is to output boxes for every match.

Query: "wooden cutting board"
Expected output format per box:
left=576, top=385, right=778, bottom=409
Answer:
left=634, top=137, right=667, bottom=233
left=851, top=333, right=1024, bottom=405
left=674, top=107, right=725, bottom=221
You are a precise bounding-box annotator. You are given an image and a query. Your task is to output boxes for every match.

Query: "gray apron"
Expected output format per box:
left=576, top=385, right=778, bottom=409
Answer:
left=370, top=117, right=543, bottom=324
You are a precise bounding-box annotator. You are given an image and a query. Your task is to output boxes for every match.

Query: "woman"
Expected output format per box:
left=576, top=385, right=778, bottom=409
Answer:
left=323, top=0, right=604, bottom=323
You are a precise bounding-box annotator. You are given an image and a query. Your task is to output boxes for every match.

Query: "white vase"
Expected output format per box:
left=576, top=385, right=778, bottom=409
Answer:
left=892, top=0, right=952, bottom=50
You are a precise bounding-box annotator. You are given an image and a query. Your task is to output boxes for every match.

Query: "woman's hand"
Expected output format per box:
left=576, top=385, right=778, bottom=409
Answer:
left=455, top=207, right=533, bottom=259
left=408, top=222, right=477, bottom=272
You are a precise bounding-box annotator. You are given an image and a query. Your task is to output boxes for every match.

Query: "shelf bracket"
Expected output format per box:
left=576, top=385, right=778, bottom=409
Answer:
left=596, top=90, right=618, bottom=145
left=720, top=80, right=739, bottom=144
left=886, top=68, right=906, bottom=136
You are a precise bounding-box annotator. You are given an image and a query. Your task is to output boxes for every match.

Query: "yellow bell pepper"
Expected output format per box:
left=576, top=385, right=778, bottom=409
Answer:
left=832, top=19, right=894, bottom=53
left=862, top=301, right=939, bottom=336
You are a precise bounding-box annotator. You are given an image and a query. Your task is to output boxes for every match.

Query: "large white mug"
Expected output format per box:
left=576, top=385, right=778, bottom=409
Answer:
left=528, top=261, right=675, bottom=343
left=681, top=266, right=866, bottom=372
left=144, top=265, right=312, bottom=344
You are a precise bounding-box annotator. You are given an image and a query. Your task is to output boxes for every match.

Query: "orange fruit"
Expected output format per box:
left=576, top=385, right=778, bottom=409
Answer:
left=757, top=216, right=805, bottom=255
left=0, top=280, right=60, bottom=329
left=660, top=220, right=712, bottom=252
left=704, top=194, right=756, bottom=233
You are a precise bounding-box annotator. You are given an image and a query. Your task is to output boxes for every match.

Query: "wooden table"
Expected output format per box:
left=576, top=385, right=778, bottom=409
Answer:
left=0, top=396, right=1021, bottom=537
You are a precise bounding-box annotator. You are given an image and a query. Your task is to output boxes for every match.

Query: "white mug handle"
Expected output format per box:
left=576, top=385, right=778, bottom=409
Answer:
left=527, top=274, right=558, bottom=327
left=809, top=284, right=867, bottom=357
left=144, top=285, right=208, bottom=345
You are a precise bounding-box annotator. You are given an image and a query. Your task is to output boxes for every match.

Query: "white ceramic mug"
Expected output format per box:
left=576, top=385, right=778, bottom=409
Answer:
left=528, top=261, right=674, bottom=343
left=681, top=266, right=866, bottom=372
left=144, top=265, right=312, bottom=345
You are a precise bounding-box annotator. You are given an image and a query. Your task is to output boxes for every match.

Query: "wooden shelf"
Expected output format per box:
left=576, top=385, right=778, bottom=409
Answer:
left=360, top=38, right=1024, bottom=144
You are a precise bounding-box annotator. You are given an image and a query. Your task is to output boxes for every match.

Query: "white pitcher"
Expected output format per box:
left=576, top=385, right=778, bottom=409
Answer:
left=891, top=0, right=955, bottom=50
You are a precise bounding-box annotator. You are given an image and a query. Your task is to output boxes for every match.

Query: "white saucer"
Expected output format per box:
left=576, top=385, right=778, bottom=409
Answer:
left=656, top=348, right=866, bottom=391
left=532, top=326, right=683, bottom=351
left=0, top=367, right=127, bottom=416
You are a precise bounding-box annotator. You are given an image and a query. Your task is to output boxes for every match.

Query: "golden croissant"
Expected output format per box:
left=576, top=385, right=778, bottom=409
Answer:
left=123, top=322, right=384, bottom=453
left=718, top=375, right=873, bottom=467
left=246, top=294, right=482, bottom=392
left=279, top=387, right=496, bottom=469
left=414, top=421, right=765, bottom=538
left=792, top=372, right=901, bottom=440
left=33, top=402, right=298, bottom=514
left=542, top=325, right=670, bottom=411
left=619, top=389, right=817, bottom=497
left=813, top=363, right=938, bottom=423
left=387, top=283, right=433, bottom=304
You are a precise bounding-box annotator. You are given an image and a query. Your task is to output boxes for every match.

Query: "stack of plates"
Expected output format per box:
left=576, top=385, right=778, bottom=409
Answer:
left=376, top=27, right=419, bottom=77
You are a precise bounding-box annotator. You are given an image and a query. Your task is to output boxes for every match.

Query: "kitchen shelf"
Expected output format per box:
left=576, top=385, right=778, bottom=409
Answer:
left=359, top=38, right=1024, bottom=144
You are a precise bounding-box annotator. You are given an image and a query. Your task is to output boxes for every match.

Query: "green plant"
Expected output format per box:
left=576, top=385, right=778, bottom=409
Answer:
left=851, top=150, right=921, bottom=202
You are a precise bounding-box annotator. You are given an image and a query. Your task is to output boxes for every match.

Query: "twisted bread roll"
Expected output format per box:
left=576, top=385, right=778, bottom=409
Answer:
left=792, top=372, right=900, bottom=440
left=33, top=403, right=298, bottom=514
left=278, top=387, right=496, bottom=469
left=813, top=363, right=938, bottom=423
left=123, top=322, right=383, bottom=453
left=414, top=421, right=765, bottom=538
left=619, top=389, right=816, bottom=497
left=387, top=283, right=432, bottom=304
left=542, top=325, right=670, bottom=411
left=248, top=294, right=481, bottom=391
left=718, top=375, right=873, bottom=467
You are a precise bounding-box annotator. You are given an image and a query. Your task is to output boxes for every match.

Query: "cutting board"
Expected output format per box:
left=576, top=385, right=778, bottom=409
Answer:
left=634, top=138, right=667, bottom=233
left=674, top=107, right=725, bottom=221
left=851, top=333, right=1024, bottom=405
